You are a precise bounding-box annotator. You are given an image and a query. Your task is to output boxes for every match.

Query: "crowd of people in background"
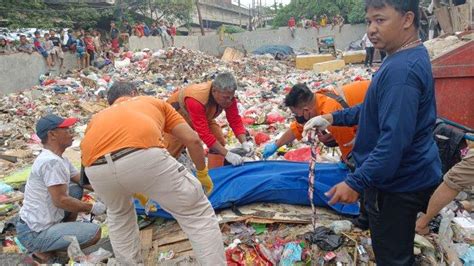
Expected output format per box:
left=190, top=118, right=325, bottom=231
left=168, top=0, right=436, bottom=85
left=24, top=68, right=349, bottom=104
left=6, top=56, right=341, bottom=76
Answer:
left=113, top=19, right=177, bottom=52
left=288, top=14, right=345, bottom=36
left=0, top=18, right=177, bottom=70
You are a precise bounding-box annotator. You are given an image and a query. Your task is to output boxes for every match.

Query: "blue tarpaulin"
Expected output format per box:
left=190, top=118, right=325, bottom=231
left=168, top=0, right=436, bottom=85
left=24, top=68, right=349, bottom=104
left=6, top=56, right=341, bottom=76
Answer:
left=252, top=45, right=294, bottom=56
left=135, top=161, right=360, bottom=218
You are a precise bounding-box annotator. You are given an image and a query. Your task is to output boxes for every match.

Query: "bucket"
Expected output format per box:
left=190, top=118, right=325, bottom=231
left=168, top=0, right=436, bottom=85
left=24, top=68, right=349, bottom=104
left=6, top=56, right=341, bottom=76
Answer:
left=208, top=152, right=224, bottom=169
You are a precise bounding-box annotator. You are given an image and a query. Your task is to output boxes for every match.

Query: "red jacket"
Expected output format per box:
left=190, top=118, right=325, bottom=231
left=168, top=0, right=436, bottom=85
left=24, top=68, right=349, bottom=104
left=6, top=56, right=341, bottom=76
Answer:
left=288, top=18, right=296, bottom=27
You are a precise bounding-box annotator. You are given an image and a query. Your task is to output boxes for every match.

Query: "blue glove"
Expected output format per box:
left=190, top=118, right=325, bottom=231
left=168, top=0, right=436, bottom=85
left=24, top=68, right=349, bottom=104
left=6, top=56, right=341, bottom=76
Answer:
left=263, top=142, right=278, bottom=159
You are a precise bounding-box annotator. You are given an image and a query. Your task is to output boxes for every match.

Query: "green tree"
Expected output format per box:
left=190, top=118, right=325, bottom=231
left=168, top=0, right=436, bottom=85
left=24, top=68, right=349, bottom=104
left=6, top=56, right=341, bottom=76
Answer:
left=0, top=0, right=112, bottom=29
left=347, top=0, right=366, bottom=24
left=122, top=0, right=194, bottom=25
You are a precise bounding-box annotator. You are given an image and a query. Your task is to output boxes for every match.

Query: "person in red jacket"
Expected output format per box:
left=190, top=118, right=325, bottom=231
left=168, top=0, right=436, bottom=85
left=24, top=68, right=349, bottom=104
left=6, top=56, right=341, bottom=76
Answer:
left=165, top=72, right=253, bottom=166
left=169, top=22, right=177, bottom=46
left=288, top=16, right=296, bottom=37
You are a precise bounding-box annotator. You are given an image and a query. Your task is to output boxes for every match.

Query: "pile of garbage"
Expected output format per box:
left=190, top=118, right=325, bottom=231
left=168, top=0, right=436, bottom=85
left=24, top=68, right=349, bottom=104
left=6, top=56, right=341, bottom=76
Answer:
left=0, top=47, right=371, bottom=176
left=2, top=46, right=472, bottom=265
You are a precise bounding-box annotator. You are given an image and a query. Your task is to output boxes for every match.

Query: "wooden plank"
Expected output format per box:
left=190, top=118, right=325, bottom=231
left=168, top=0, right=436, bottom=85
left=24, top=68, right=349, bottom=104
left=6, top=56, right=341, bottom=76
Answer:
left=140, top=228, right=154, bottom=261
left=154, top=222, right=189, bottom=246
left=313, top=59, right=346, bottom=73
left=296, top=54, right=335, bottom=70
left=451, top=3, right=471, bottom=32
left=435, top=7, right=454, bottom=34
left=157, top=240, right=193, bottom=254
left=217, top=203, right=343, bottom=224
left=221, top=47, right=244, bottom=62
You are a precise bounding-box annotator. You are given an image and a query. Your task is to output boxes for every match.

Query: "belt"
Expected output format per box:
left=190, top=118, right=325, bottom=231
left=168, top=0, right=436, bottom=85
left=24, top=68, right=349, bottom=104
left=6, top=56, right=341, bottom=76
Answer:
left=91, top=147, right=141, bottom=166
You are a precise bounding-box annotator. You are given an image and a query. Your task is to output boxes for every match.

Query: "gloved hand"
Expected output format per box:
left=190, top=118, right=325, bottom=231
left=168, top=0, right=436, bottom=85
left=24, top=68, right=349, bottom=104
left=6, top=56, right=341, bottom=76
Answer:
left=196, top=167, right=214, bottom=195
left=263, top=142, right=278, bottom=159
left=303, top=116, right=331, bottom=137
left=133, top=193, right=149, bottom=207
left=241, top=141, right=254, bottom=153
left=225, top=151, right=244, bottom=166
left=91, top=201, right=106, bottom=215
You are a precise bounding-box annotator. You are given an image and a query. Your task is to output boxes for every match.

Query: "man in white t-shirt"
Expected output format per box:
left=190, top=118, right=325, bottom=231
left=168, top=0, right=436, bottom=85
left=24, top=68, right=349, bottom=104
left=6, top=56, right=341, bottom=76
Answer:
left=16, top=114, right=106, bottom=263
left=362, top=33, right=375, bottom=67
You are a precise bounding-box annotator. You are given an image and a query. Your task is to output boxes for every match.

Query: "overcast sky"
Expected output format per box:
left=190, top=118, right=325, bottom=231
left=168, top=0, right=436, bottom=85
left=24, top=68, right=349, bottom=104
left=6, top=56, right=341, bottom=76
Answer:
left=234, top=0, right=291, bottom=8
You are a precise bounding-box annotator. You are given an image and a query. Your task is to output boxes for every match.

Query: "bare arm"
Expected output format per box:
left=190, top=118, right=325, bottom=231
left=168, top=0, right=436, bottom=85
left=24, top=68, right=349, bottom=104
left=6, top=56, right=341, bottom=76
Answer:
left=210, top=141, right=229, bottom=157
left=48, top=184, right=93, bottom=213
left=275, top=129, right=297, bottom=148
left=171, top=123, right=206, bottom=171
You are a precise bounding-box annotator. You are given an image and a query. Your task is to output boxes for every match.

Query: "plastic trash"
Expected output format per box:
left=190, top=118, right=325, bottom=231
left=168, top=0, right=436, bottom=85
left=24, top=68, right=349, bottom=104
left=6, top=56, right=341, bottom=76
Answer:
left=254, top=132, right=270, bottom=146
left=284, top=147, right=311, bottom=162
left=329, top=220, right=353, bottom=235
left=266, top=112, right=286, bottom=124
left=304, top=226, right=343, bottom=251
left=461, top=246, right=474, bottom=265
left=65, top=235, right=112, bottom=263
left=0, top=182, right=13, bottom=194
left=279, top=242, right=302, bottom=266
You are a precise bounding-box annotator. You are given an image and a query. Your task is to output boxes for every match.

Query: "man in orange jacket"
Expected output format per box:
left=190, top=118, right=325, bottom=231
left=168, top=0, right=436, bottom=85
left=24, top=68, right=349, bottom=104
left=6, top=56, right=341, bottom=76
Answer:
left=165, top=72, right=252, bottom=166
left=263, top=80, right=370, bottom=161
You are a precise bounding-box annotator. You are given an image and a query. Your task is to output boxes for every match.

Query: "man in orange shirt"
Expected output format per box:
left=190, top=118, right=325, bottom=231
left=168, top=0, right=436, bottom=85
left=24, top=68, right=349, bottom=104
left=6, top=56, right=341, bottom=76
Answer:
left=165, top=72, right=253, bottom=166
left=81, top=81, right=225, bottom=265
left=263, top=80, right=370, bottom=161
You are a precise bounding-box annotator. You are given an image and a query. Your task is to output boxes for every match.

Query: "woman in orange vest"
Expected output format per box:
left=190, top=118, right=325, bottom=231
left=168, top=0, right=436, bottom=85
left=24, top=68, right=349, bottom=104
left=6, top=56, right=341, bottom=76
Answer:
left=165, top=72, right=253, bottom=166
left=263, top=80, right=370, bottom=161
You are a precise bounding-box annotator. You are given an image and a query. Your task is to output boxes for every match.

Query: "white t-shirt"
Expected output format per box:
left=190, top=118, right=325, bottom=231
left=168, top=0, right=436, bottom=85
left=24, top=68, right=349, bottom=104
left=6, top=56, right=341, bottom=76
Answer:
left=19, top=149, right=79, bottom=232
left=362, top=33, right=374, bottom=48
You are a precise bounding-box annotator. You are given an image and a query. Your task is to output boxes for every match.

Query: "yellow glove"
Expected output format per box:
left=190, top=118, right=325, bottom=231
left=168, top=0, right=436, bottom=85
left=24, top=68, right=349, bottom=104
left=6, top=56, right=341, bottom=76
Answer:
left=196, top=167, right=214, bottom=195
left=133, top=193, right=149, bottom=207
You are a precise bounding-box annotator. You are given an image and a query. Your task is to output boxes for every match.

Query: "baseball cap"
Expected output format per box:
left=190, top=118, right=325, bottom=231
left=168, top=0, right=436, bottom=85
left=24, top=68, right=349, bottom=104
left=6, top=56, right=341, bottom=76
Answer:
left=36, top=114, right=79, bottom=141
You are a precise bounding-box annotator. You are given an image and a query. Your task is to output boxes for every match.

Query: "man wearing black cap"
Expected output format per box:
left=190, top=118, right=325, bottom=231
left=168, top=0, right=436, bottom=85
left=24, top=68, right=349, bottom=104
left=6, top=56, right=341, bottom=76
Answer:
left=16, top=114, right=106, bottom=263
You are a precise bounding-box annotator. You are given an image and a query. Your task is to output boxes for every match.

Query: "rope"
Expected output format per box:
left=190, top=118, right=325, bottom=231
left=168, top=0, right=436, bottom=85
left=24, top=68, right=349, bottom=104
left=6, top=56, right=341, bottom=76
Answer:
left=306, top=129, right=319, bottom=231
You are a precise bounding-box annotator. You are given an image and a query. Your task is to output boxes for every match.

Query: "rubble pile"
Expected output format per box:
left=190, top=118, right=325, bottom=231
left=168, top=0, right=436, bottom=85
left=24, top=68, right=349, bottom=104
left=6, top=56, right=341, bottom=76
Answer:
left=1, top=44, right=472, bottom=265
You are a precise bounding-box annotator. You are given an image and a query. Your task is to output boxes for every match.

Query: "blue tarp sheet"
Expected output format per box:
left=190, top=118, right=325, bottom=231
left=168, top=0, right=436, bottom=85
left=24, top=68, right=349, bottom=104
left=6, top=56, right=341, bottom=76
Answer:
left=252, top=45, right=294, bottom=56
left=135, top=161, right=360, bottom=218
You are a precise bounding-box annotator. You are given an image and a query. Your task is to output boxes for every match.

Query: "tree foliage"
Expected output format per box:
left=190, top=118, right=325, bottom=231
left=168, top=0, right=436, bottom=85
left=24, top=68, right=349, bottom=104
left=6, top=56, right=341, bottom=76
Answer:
left=0, top=0, right=112, bottom=29
left=120, top=0, right=194, bottom=26
left=272, top=0, right=366, bottom=27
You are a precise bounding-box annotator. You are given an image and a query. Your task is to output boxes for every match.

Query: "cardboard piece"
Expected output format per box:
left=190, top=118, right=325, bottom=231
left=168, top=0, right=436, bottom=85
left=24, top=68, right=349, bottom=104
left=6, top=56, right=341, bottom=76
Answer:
left=296, top=54, right=335, bottom=70
left=313, top=59, right=346, bottom=73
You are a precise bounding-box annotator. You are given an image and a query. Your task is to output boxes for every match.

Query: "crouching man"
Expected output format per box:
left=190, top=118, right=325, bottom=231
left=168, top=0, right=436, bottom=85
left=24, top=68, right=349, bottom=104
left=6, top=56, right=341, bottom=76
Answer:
left=16, top=114, right=106, bottom=263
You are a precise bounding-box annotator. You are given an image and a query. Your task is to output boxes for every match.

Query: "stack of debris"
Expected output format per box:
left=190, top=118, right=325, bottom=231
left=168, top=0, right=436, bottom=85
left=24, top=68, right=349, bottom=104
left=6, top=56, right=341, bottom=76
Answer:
left=1, top=43, right=472, bottom=264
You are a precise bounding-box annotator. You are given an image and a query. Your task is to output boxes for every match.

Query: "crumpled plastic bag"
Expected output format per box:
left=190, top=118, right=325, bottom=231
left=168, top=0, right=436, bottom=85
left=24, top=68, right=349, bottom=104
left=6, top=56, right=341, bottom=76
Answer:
left=279, top=242, right=302, bottom=266
left=266, top=111, right=285, bottom=124
left=65, top=235, right=113, bottom=263
left=304, top=226, right=343, bottom=251
left=254, top=132, right=270, bottom=146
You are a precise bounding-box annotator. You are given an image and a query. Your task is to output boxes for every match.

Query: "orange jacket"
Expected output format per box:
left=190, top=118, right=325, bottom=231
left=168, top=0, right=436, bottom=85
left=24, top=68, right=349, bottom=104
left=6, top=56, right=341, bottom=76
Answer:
left=167, top=81, right=217, bottom=124
left=290, top=80, right=370, bottom=158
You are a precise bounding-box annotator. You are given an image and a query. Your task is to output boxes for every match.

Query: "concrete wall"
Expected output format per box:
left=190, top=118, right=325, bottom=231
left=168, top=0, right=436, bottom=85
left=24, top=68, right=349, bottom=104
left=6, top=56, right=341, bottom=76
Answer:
left=129, top=24, right=366, bottom=55
left=199, top=24, right=367, bottom=56
left=0, top=52, right=77, bottom=95
left=2, top=24, right=367, bottom=95
left=129, top=35, right=200, bottom=51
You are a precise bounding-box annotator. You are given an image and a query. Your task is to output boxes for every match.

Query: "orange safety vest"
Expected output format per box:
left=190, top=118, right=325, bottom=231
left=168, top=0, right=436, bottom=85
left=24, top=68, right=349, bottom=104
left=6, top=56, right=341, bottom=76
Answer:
left=167, top=81, right=221, bottom=126
left=290, top=80, right=370, bottom=158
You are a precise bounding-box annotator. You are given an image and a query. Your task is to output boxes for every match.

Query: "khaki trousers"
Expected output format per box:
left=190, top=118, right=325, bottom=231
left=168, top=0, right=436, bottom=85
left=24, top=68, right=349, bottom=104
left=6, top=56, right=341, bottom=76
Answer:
left=85, top=148, right=225, bottom=265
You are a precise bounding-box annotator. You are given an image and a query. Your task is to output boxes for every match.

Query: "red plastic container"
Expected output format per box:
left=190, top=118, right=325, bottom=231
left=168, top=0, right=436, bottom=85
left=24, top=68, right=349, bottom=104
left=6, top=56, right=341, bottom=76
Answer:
left=432, top=40, right=474, bottom=129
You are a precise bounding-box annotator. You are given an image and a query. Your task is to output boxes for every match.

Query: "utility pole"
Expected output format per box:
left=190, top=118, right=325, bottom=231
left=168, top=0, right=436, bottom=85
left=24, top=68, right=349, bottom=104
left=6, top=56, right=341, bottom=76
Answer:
left=195, top=0, right=205, bottom=36
left=238, top=0, right=242, bottom=27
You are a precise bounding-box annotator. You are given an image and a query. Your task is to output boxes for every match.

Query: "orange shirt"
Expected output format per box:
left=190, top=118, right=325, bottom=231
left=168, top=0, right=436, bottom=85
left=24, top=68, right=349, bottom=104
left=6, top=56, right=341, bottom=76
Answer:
left=290, top=80, right=370, bottom=158
left=81, top=96, right=185, bottom=166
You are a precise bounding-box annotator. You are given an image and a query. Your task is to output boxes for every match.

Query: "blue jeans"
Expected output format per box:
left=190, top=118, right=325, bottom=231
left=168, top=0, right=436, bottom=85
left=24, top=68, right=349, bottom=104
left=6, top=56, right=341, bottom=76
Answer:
left=16, top=183, right=100, bottom=253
